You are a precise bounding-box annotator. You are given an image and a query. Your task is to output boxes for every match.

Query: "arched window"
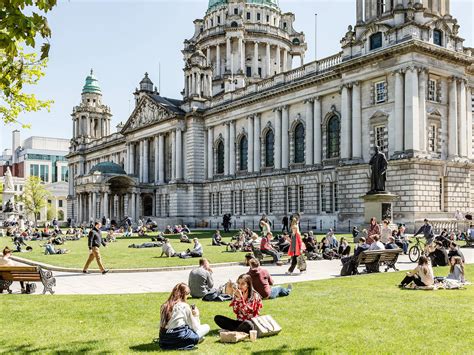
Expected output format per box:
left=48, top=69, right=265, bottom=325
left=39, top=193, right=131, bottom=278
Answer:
left=327, top=116, right=340, bottom=159
left=292, top=38, right=301, bottom=45
left=294, top=123, right=305, bottom=163
left=216, top=141, right=224, bottom=174
left=239, top=136, right=248, bottom=171
left=369, top=32, right=382, bottom=50
left=433, top=29, right=443, bottom=46
left=265, top=130, right=274, bottom=167
left=231, top=21, right=238, bottom=28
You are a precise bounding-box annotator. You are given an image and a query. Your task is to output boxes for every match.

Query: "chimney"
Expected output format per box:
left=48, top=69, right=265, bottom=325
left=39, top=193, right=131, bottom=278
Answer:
left=12, top=130, right=21, bottom=164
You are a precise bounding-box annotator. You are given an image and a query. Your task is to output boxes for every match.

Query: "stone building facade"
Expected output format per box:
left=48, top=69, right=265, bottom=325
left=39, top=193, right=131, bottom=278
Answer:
left=68, top=0, right=474, bottom=230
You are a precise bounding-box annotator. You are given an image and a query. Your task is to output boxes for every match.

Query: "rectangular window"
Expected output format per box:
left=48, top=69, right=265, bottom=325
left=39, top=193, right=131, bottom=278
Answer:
left=30, top=164, right=39, bottom=178
left=298, top=186, right=304, bottom=213
left=218, top=192, right=222, bottom=215
left=428, top=79, right=437, bottom=101
left=165, top=195, right=170, bottom=217
left=247, top=12, right=251, bottom=20
left=234, top=8, right=238, bottom=15
left=333, top=183, right=339, bottom=212
left=315, top=184, right=320, bottom=214
left=287, top=187, right=293, bottom=213
left=376, top=0, right=385, bottom=16
left=257, top=13, right=261, bottom=21
left=40, top=165, right=49, bottom=182
left=321, top=184, right=326, bottom=213
left=242, top=190, right=246, bottom=215
left=283, top=186, right=288, bottom=214
left=58, top=200, right=63, bottom=208
left=328, top=184, right=334, bottom=213
left=267, top=188, right=273, bottom=214
left=246, top=66, right=252, bottom=78
left=231, top=191, right=235, bottom=215
left=375, top=125, right=387, bottom=152
left=266, top=15, right=269, bottom=22
left=61, top=166, right=68, bottom=182
left=439, top=178, right=443, bottom=211
left=217, top=16, right=221, bottom=24
left=259, top=189, right=265, bottom=214
left=375, top=81, right=386, bottom=103
left=428, top=124, right=437, bottom=152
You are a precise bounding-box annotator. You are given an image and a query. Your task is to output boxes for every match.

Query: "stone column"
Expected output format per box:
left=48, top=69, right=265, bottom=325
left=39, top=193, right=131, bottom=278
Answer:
left=352, top=82, right=362, bottom=158
left=226, top=37, right=232, bottom=73
left=207, top=127, right=214, bottom=178
left=300, top=54, right=304, bottom=67
left=139, top=140, right=144, bottom=183
left=206, top=46, right=211, bottom=66
left=394, top=70, right=404, bottom=153
left=103, top=192, right=109, bottom=218
left=143, top=139, right=149, bottom=183
left=282, top=105, right=289, bottom=169
left=216, top=44, right=221, bottom=76
left=247, top=116, right=254, bottom=172
left=365, top=0, right=371, bottom=20
left=283, top=49, right=288, bottom=72
left=229, top=121, right=236, bottom=175
left=176, top=129, right=183, bottom=180
left=405, top=67, right=420, bottom=152
left=124, top=194, right=129, bottom=218
left=158, top=134, right=165, bottom=183
left=196, top=73, right=202, bottom=97
left=126, top=144, right=130, bottom=174
left=340, top=84, right=352, bottom=159
left=131, top=193, right=136, bottom=222
left=154, top=136, right=159, bottom=183
left=458, top=79, right=467, bottom=157
left=191, top=73, right=195, bottom=96
left=448, top=77, right=458, bottom=157
left=253, top=42, right=259, bottom=77
left=77, top=193, right=82, bottom=223
left=276, top=46, right=281, bottom=74
left=274, top=108, right=282, bottom=169
left=254, top=114, right=261, bottom=172
left=357, top=0, right=363, bottom=23
left=224, top=123, right=230, bottom=175
left=89, top=193, right=94, bottom=221
left=305, top=99, right=314, bottom=165
left=418, top=69, right=428, bottom=152
left=239, top=37, right=245, bottom=73
left=171, top=130, right=176, bottom=181
left=314, top=97, right=322, bottom=164
left=266, top=43, right=271, bottom=77
left=467, top=87, right=473, bottom=160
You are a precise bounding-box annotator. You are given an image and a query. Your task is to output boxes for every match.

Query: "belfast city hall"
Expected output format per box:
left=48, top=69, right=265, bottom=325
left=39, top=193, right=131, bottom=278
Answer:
left=67, top=0, right=474, bottom=230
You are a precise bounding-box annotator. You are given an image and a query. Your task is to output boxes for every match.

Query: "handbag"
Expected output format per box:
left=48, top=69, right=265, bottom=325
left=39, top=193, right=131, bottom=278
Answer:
left=219, top=331, right=249, bottom=343
left=297, top=254, right=307, bottom=271
left=251, top=315, right=282, bottom=338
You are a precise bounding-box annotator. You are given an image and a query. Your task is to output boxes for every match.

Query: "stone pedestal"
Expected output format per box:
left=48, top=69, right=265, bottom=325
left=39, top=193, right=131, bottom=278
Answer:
left=361, top=192, right=399, bottom=223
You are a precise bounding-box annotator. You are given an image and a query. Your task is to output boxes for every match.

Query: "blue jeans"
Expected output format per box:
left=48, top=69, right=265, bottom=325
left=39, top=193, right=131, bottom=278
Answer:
left=262, top=249, right=280, bottom=263
left=269, top=286, right=291, bottom=299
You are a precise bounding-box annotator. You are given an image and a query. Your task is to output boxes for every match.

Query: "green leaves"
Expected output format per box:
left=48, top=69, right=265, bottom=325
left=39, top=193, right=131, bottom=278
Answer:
left=0, top=0, right=57, bottom=124
left=20, top=175, right=52, bottom=222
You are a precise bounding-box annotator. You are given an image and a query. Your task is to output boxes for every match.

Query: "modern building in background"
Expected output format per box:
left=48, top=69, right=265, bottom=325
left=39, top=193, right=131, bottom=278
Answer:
left=68, top=0, right=473, bottom=230
left=0, top=130, right=69, bottom=223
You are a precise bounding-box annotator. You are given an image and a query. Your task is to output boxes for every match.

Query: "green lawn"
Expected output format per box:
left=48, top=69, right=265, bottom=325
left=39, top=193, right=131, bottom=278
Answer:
left=6, top=231, right=246, bottom=269
left=0, top=265, right=472, bottom=354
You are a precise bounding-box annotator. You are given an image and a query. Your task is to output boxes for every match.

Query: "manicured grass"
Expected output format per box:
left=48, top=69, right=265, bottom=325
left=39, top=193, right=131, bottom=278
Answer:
left=5, top=231, right=246, bottom=269
left=0, top=265, right=472, bottom=354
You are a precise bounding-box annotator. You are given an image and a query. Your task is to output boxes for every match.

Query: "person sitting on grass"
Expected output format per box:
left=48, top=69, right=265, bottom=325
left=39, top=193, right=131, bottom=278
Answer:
left=105, top=229, right=117, bottom=243
left=260, top=232, right=282, bottom=265
left=43, top=238, right=69, bottom=255
left=247, top=258, right=292, bottom=299
left=446, top=256, right=465, bottom=283
left=212, top=230, right=226, bottom=246
left=326, top=229, right=338, bottom=249
left=303, top=232, right=318, bottom=253
left=338, top=237, right=351, bottom=256
left=214, top=274, right=262, bottom=334
left=158, top=283, right=210, bottom=351
left=188, top=258, right=215, bottom=298
left=448, top=242, right=465, bottom=263
left=227, top=232, right=244, bottom=252
left=164, top=225, right=173, bottom=234
left=250, top=233, right=261, bottom=251
left=123, top=225, right=133, bottom=238
left=368, top=235, right=385, bottom=251
left=182, top=225, right=191, bottom=234
left=428, top=241, right=449, bottom=267
left=180, top=232, right=192, bottom=244
left=399, top=255, right=434, bottom=288
left=179, top=238, right=203, bottom=259
left=161, top=238, right=177, bottom=257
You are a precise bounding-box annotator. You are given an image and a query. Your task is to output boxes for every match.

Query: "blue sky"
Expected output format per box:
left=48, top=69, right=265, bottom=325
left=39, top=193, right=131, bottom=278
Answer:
left=1, top=0, right=473, bottom=149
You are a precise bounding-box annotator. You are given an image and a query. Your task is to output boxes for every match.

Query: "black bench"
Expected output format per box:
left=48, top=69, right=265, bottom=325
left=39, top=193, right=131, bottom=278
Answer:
left=356, top=249, right=402, bottom=273
left=0, top=266, right=56, bottom=294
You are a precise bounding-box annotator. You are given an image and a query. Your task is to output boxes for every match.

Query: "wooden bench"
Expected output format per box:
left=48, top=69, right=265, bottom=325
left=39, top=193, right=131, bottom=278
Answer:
left=0, top=266, right=56, bottom=294
left=356, top=249, right=402, bottom=273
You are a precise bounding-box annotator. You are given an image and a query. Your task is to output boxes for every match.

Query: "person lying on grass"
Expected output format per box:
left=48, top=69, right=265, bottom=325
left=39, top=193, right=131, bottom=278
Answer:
left=214, top=274, right=262, bottom=334
left=399, top=255, right=434, bottom=288
left=158, top=283, right=210, bottom=351
left=247, top=258, right=291, bottom=299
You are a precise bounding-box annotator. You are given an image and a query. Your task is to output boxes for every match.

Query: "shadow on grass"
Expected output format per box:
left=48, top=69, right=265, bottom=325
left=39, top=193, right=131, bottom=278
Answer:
left=251, top=344, right=321, bottom=354
left=129, top=342, right=160, bottom=352
left=0, top=340, right=113, bottom=354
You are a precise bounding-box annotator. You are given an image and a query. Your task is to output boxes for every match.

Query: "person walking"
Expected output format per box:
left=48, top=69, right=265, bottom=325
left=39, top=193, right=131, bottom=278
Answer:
left=83, top=221, right=109, bottom=274
left=281, top=215, right=289, bottom=233
left=286, top=224, right=305, bottom=275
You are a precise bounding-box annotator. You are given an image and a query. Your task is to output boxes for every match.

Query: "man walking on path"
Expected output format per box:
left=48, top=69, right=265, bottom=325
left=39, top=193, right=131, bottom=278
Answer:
left=83, top=221, right=109, bottom=275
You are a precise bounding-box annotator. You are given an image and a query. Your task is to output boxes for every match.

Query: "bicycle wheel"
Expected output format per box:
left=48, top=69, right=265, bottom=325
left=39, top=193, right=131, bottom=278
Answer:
left=408, top=245, right=420, bottom=263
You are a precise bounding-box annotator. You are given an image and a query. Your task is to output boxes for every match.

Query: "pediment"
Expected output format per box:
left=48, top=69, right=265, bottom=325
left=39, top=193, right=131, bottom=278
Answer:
left=122, top=96, right=175, bottom=133
left=370, top=109, right=389, bottom=119
left=427, top=108, right=442, bottom=117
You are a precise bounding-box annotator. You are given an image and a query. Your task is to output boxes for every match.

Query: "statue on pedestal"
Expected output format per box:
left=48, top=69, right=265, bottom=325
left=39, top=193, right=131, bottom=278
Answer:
left=4, top=167, right=14, bottom=191
left=369, top=146, right=388, bottom=193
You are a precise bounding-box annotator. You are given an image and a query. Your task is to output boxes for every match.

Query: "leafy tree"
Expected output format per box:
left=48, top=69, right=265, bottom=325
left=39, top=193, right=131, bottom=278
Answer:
left=20, top=176, right=50, bottom=225
left=0, top=0, right=57, bottom=125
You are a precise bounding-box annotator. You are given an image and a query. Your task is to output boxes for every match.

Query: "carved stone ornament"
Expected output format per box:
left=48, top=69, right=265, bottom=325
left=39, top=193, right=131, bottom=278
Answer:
left=128, top=97, right=174, bottom=130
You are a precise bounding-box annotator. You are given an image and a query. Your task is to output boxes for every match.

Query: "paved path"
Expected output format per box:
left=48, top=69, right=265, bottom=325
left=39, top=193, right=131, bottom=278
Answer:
left=6, top=249, right=474, bottom=295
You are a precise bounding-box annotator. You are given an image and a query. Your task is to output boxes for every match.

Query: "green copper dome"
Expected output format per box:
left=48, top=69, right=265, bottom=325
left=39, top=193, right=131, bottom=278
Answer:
left=208, top=0, right=279, bottom=11
left=82, top=69, right=102, bottom=95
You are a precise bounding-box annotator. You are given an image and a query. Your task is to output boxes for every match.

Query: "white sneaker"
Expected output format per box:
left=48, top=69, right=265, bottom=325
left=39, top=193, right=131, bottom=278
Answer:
left=300, top=270, right=306, bottom=274
left=285, top=271, right=293, bottom=275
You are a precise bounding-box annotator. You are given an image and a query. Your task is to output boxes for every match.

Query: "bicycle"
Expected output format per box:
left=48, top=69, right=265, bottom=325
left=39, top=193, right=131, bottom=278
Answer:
left=408, top=236, right=426, bottom=262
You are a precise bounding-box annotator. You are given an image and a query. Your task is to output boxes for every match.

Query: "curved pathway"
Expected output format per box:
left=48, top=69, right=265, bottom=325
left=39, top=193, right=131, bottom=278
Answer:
left=6, top=249, right=474, bottom=295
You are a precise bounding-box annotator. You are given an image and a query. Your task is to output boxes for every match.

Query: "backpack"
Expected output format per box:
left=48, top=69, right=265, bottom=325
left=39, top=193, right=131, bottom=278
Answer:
left=25, top=282, right=37, bottom=294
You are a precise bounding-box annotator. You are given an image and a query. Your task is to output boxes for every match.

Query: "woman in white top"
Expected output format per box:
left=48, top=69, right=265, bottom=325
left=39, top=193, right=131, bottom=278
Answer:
left=380, top=219, right=392, bottom=244
left=446, top=256, right=465, bottom=283
left=399, top=256, right=434, bottom=287
left=158, top=283, right=210, bottom=350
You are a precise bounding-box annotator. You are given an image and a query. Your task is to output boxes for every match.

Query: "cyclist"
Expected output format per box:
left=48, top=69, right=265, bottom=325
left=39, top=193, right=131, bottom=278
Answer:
left=413, top=218, right=434, bottom=254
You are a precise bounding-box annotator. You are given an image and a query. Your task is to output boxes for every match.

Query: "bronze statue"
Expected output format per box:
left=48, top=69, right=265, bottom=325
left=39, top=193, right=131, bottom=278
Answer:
left=369, top=146, right=388, bottom=193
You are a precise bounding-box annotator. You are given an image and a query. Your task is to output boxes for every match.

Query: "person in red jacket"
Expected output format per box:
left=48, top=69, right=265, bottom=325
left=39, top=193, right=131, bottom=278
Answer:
left=286, top=224, right=306, bottom=275
left=247, top=258, right=292, bottom=299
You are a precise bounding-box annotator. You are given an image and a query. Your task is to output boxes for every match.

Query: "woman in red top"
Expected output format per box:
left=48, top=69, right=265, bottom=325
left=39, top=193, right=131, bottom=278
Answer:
left=367, top=217, right=381, bottom=245
left=287, top=224, right=305, bottom=274
left=214, top=274, right=262, bottom=333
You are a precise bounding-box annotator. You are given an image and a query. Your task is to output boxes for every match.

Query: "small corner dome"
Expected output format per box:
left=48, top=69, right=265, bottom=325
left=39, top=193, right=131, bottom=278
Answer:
left=139, top=72, right=154, bottom=92
left=82, top=69, right=102, bottom=95
left=89, top=162, right=126, bottom=175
